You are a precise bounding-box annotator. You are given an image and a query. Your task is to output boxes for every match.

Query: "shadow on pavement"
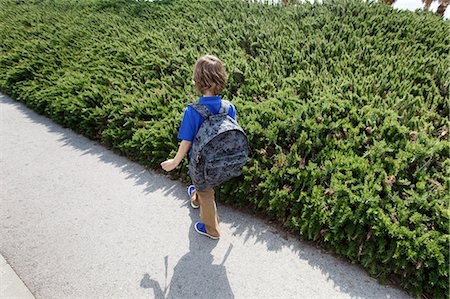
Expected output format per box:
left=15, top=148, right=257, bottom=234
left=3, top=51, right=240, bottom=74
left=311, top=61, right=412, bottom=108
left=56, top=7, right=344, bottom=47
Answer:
left=139, top=206, right=234, bottom=299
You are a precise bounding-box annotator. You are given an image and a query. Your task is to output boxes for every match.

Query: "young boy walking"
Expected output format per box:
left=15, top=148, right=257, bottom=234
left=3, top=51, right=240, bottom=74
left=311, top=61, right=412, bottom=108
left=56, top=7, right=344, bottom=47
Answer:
left=161, top=55, right=237, bottom=240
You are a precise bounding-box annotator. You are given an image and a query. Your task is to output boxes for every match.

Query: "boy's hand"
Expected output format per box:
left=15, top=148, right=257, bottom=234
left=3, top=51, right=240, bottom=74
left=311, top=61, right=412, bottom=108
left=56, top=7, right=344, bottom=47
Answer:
left=161, top=140, right=191, bottom=172
left=161, top=159, right=178, bottom=172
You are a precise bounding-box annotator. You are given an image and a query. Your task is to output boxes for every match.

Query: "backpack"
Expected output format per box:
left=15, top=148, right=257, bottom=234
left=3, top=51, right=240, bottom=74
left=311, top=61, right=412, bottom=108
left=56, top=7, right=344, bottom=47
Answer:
left=188, top=100, right=249, bottom=191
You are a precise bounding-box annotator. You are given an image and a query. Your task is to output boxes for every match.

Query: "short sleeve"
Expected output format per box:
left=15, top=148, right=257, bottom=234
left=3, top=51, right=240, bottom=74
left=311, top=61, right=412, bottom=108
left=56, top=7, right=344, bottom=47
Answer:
left=177, top=107, right=196, bottom=142
left=228, top=103, right=237, bottom=121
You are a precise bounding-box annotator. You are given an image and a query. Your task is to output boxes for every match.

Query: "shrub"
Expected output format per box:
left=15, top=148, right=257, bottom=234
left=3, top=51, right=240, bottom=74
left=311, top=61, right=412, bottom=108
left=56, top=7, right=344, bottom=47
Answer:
left=0, top=0, right=448, bottom=297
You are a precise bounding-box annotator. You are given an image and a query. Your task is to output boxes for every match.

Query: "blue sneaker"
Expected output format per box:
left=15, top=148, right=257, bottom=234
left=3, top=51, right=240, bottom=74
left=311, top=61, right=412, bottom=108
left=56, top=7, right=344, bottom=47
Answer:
left=194, top=222, right=219, bottom=240
left=187, top=185, right=199, bottom=209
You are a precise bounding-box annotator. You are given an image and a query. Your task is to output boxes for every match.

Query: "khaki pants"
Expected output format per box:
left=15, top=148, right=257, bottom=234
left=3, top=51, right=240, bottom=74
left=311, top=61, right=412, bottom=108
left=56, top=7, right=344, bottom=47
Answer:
left=191, top=189, right=220, bottom=237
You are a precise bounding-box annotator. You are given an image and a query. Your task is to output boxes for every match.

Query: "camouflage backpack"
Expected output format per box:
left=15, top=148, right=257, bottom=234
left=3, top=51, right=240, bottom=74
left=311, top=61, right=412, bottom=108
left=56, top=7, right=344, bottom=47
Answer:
left=188, top=100, right=248, bottom=191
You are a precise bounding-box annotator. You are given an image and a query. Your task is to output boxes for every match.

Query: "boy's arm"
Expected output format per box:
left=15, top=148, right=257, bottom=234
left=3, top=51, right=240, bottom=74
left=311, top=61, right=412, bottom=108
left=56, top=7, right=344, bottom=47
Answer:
left=160, top=140, right=192, bottom=172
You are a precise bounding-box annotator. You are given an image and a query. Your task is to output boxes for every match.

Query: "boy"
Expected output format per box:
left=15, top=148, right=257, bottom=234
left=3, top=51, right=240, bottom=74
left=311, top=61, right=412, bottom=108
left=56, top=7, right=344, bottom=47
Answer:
left=160, top=55, right=237, bottom=240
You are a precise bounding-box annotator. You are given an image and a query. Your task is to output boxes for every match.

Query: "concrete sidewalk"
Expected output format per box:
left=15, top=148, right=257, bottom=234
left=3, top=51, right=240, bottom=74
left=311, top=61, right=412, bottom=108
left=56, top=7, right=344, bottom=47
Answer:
left=0, top=93, right=411, bottom=299
left=1, top=254, right=35, bottom=299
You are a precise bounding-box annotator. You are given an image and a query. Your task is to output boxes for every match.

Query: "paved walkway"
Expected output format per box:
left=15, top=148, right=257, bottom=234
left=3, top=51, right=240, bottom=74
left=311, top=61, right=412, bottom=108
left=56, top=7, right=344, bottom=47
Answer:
left=0, top=253, right=34, bottom=298
left=0, top=93, right=410, bottom=299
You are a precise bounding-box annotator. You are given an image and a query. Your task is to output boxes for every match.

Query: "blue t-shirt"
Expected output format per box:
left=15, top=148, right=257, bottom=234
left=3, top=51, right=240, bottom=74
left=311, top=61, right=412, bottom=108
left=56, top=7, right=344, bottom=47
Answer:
left=177, top=96, right=236, bottom=158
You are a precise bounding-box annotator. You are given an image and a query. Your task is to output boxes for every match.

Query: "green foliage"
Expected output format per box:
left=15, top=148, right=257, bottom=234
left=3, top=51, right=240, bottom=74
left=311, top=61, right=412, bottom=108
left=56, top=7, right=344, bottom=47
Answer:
left=0, top=0, right=448, bottom=297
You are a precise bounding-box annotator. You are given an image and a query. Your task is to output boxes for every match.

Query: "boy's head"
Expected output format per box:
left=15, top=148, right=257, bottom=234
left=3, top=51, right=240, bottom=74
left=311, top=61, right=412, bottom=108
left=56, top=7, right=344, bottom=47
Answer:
left=193, top=55, right=228, bottom=96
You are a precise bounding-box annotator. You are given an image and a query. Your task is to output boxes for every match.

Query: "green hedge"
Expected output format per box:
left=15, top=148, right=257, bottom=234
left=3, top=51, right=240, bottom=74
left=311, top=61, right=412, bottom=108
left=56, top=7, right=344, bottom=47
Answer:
left=0, top=0, right=448, bottom=297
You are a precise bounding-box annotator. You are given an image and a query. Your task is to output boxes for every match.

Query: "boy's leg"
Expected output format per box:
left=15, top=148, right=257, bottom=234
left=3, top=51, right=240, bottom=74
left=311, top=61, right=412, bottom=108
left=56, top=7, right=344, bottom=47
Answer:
left=196, top=189, right=220, bottom=237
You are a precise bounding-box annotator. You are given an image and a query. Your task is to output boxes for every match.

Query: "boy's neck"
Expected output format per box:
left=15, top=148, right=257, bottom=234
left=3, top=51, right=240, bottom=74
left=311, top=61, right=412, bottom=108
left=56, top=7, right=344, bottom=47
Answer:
left=202, top=92, right=217, bottom=97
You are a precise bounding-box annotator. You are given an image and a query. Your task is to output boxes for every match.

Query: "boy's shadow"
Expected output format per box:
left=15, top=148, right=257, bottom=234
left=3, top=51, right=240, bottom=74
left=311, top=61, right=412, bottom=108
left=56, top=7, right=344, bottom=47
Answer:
left=140, top=202, right=234, bottom=299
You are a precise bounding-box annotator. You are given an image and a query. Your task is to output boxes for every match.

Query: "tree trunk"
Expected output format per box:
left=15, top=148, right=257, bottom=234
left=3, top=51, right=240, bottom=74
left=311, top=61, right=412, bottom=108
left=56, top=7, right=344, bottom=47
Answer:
left=422, top=0, right=433, bottom=10
left=437, top=0, right=449, bottom=16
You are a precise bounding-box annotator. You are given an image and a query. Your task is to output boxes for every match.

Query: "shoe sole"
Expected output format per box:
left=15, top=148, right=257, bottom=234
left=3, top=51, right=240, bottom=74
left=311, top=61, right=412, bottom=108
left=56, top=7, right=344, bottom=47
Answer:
left=194, top=225, right=220, bottom=240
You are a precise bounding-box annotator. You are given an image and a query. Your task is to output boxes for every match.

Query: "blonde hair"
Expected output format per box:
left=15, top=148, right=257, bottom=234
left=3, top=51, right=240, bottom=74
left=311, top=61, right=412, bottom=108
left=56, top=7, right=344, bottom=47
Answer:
left=193, top=55, right=228, bottom=95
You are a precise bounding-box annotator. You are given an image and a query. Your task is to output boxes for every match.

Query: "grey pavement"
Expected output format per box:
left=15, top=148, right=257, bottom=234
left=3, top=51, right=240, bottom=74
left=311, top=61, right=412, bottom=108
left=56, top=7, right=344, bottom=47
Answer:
left=0, top=93, right=411, bottom=299
left=0, top=253, right=34, bottom=299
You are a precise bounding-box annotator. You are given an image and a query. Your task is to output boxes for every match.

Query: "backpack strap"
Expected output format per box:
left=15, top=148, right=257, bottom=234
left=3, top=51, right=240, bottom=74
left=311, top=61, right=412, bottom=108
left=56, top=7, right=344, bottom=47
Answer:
left=189, top=102, right=212, bottom=119
left=219, top=100, right=231, bottom=115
